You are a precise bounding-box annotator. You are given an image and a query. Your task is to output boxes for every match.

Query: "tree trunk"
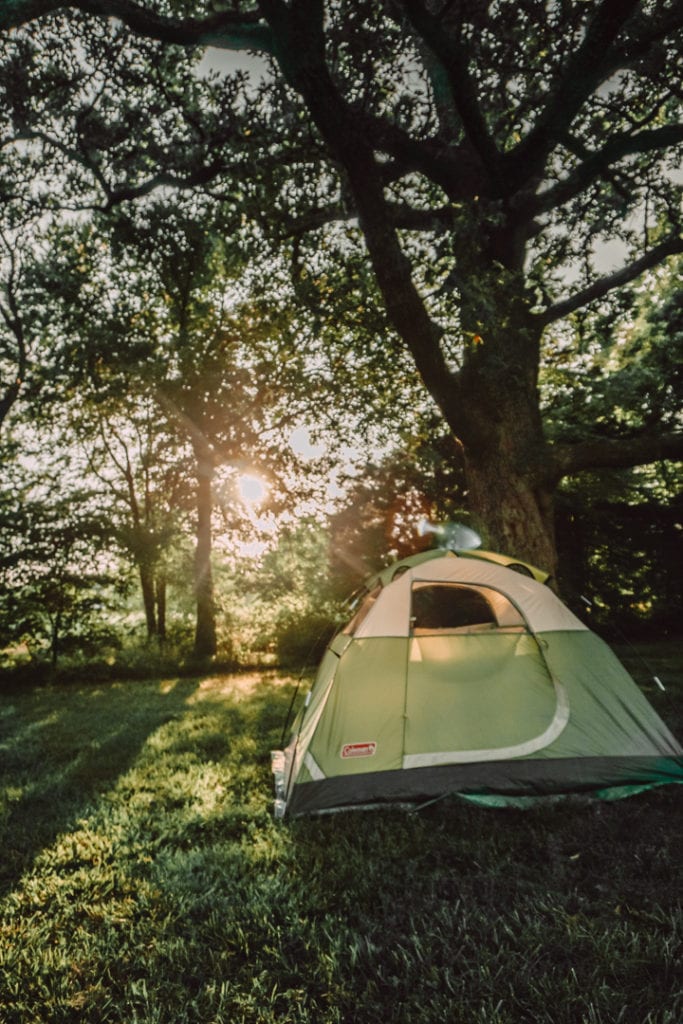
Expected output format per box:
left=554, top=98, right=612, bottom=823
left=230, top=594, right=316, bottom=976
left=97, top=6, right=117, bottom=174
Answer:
left=139, top=564, right=158, bottom=639
left=193, top=449, right=217, bottom=658
left=457, top=328, right=558, bottom=575
left=50, top=610, right=61, bottom=673
left=155, top=571, right=167, bottom=646
left=454, top=281, right=560, bottom=576
left=464, top=450, right=558, bottom=578
left=0, top=381, right=21, bottom=431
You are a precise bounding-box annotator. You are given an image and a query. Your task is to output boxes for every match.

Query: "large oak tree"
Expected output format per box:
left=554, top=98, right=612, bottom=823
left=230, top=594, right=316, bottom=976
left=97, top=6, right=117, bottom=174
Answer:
left=2, top=0, right=682, bottom=572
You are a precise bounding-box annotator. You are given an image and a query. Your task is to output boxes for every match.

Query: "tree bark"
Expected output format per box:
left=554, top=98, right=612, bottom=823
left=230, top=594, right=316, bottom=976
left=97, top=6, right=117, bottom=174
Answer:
left=465, top=452, right=558, bottom=577
left=193, top=447, right=217, bottom=659
left=139, top=563, right=158, bottom=639
left=458, top=366, right=559, bottom=575
left=50, top=610, right=61, bottom=673
left=155, top=571, right=167, bottom=645
left=0, top=381, right=21, bottom=431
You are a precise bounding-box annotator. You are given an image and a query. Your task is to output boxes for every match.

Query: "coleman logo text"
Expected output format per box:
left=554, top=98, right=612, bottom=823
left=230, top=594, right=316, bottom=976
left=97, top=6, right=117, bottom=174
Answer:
left=341, top=742, right=377, bottom=759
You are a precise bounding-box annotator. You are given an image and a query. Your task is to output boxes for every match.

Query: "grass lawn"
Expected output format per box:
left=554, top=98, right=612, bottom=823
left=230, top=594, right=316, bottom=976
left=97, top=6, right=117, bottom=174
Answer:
left=0, top=644, right=681, bottom=1024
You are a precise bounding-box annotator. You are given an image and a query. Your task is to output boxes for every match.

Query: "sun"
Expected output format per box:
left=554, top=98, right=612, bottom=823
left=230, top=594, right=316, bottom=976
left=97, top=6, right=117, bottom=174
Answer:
left=237, top=474, right=268, bottom=506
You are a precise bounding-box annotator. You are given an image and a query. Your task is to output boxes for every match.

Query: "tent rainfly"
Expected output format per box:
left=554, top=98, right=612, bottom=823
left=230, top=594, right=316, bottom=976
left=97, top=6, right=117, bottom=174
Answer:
left=272, top=549, right=683, bottom=817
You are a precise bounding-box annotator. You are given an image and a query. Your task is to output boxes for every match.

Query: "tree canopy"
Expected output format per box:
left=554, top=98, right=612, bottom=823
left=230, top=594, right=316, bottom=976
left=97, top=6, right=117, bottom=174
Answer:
left=1, top=0, right=682, bottom=576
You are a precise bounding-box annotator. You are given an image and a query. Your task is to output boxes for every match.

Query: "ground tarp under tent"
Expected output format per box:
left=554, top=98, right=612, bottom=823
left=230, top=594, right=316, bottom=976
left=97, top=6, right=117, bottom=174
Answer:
left=272, top=550, right=683, bottom=817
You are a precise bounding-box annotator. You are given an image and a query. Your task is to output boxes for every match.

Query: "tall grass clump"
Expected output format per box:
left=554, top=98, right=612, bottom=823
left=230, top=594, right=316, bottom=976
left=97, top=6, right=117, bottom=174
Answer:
left=0, top=644, right=681, bottom=1024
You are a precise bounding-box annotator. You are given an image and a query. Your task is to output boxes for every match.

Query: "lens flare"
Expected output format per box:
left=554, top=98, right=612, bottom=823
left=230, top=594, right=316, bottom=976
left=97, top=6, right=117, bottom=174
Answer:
left=417, top=519, right=482, bottom=550
left=238, top=474, right=267, bottom=505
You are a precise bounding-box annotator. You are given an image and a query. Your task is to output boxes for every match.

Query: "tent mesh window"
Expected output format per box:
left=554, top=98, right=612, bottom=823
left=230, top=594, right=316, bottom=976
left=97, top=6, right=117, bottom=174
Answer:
left=411, top=584, right=525, bottom=634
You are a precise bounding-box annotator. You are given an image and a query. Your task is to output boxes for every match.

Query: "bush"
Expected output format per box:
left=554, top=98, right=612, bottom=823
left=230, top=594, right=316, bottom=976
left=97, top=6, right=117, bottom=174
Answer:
left=274, top=610, right=339, bottom=668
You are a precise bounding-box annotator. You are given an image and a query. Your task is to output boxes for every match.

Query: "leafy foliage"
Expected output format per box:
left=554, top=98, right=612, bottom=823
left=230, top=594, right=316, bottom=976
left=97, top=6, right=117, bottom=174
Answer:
left=0, top=2, right=681, bottom=645
left=0, top=482, right=121, bottom=669
left=542, top=262, right=683, bottom=445
left=231, top=522, right=343, bottom=667
left=328, top=421, right=467, bottom=592
left=0, top=1, right=681, bottom=570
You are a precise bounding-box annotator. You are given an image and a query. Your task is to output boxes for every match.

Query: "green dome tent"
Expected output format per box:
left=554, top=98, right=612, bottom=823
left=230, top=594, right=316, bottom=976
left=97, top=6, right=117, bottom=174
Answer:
left=272, top=550, right=683, bottom=817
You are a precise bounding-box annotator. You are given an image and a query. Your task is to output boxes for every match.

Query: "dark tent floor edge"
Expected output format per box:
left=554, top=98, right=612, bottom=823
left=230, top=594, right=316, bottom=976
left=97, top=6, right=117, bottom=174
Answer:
left=286, top=756, right=683, bottom=816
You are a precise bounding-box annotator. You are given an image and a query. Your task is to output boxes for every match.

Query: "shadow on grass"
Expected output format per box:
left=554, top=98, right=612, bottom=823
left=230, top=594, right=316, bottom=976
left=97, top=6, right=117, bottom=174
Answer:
left=0, top=667, right=680, bottom=1024
left=0, top=677, right=201, bottom=896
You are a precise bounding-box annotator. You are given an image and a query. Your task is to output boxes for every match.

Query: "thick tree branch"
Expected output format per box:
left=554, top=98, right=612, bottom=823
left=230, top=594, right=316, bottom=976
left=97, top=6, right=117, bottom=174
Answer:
left=400, top=0, right=501, bottom=180
left=387, top=201, right=453, bottom=233
left=0, top=0, right=274, bottom=52
left=530, top=123, right=683, bottom=219
left=551, top=431, right=683, bottom=481
left=539, top=234, right=683, bottom=326
left=353, top=112, right=481, bottom=198
left=101, top=160, right=229, bottom=209
left=604, top=3, right=683, bottom=76
left=154, top=387, right=213, bottom=461
left=344, top=149, right=472, bottom=438
left=277, top=199, right=453, bottom=239
left=504, top=0, right=642, bottom=188
left=243, top=2, right=480, bottom=441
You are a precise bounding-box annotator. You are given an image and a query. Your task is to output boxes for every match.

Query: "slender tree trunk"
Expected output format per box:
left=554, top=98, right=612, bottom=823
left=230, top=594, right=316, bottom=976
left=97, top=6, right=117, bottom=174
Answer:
left=0, top=382, right=20, bottom=431
left=139, top=564, right=158, bottom=639
left=193, top=449, right=217, bottom=658
left=50, top=610, right=61, bottom=673
left=155, top=571, right=167, bottom=646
